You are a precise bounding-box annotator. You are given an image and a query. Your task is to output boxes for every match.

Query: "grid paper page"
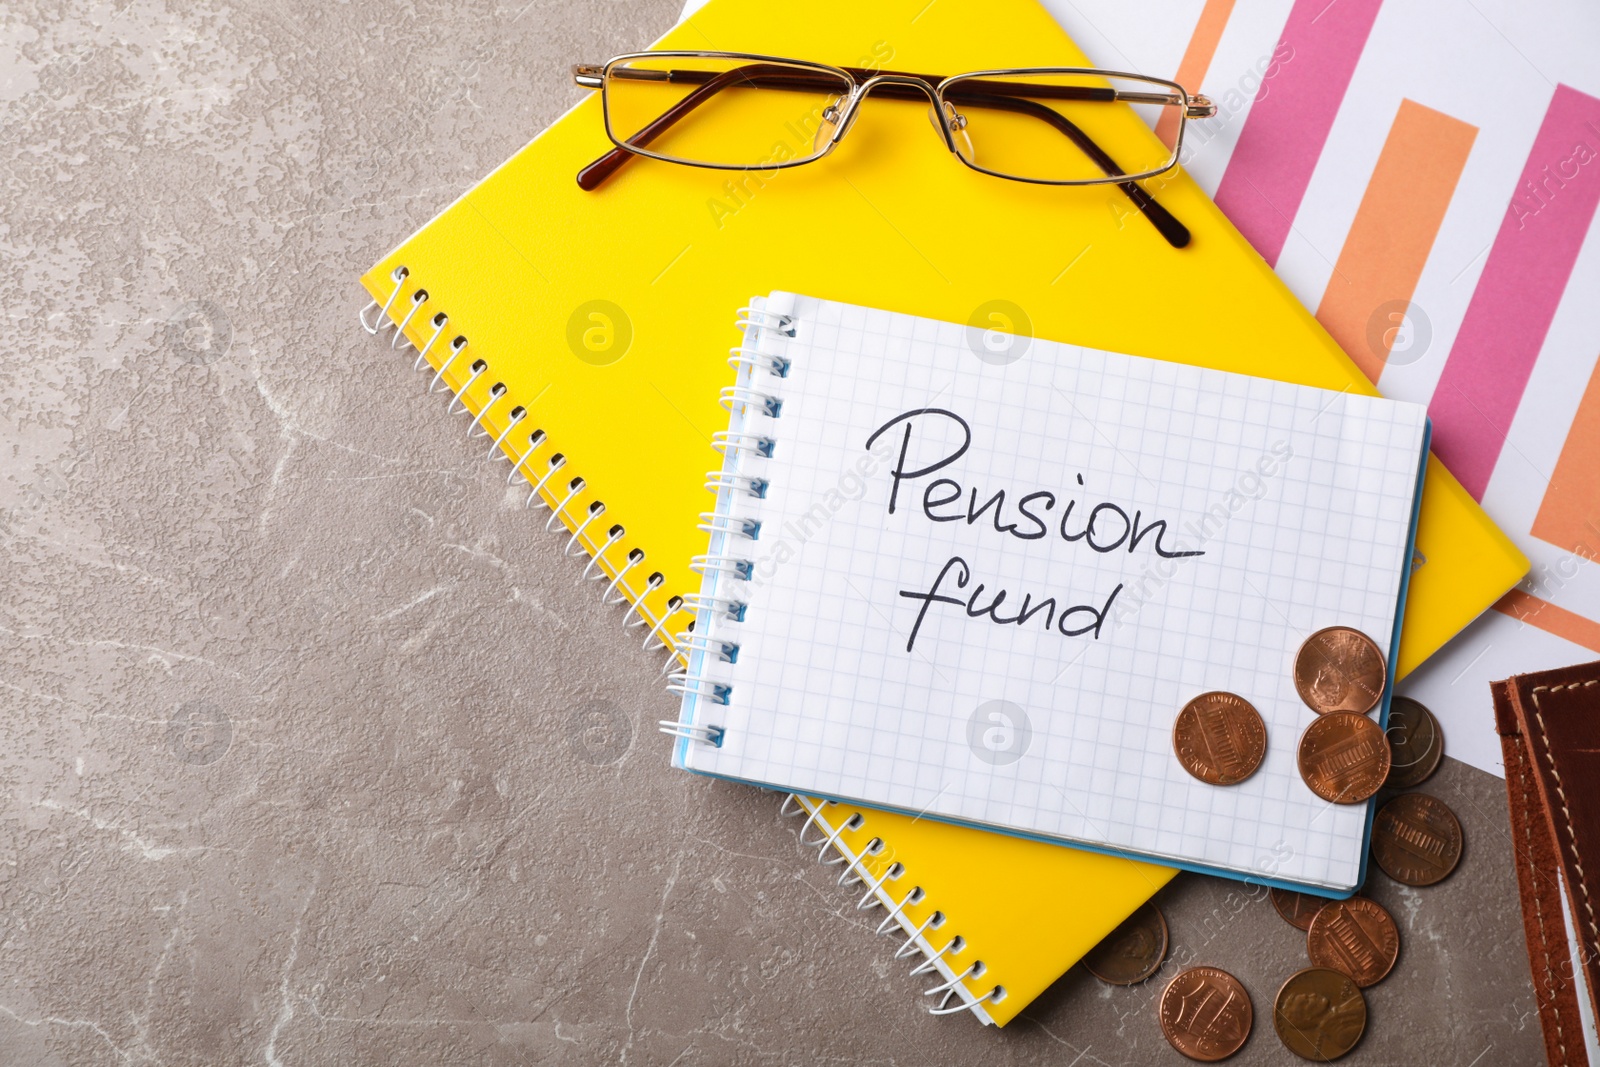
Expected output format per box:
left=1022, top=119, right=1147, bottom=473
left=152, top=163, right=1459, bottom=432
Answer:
left=681, top=292, right=1429, bottom=891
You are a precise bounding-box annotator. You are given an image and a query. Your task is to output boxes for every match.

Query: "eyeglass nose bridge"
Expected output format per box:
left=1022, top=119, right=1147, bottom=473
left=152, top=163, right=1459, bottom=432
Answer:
left=818, top=74, right=955, bottom=154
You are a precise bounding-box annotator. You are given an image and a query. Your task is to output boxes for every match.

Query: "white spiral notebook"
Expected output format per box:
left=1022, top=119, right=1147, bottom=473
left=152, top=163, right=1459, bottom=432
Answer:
left=666, top=292, right=1430, bottom=893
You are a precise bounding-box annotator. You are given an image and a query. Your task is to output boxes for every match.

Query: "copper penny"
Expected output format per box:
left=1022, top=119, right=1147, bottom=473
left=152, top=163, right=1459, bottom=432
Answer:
left=1372, top=792, right=1463, bottom=886
left=1083, top=902, right=1168, bottom=986
left=1383, top=696, right=1443, bottom=789
left=1273, top=967, right=1368, bottom=1061
left=1293, top=627, right=1386, bottom=715
left=1173, top=691, right=1268, bottom=786
left=1306, top=897, right=1399, bottom=987
left=1297, top=712, right=1390, bottom=804
left=1271, top=888, right=1330, bottom=932
left=1159, top=965, right=1254, bottom=1062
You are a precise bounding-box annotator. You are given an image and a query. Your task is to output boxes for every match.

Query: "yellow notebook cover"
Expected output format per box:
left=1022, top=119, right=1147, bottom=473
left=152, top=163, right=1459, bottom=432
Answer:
left=787, top=795, right=1175, bottom=1024
left=358, top=0, right=1526, bottom=1025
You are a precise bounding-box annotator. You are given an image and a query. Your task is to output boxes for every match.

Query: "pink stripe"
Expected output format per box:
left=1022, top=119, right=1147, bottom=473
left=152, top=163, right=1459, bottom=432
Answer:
left=1428, top=84, right=1600, bottom=501
left=1213, top=0, right=1384, bottom=266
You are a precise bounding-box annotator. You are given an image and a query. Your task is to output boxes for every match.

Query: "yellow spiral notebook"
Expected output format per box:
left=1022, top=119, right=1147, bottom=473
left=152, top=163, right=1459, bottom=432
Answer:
left=358, top=0, right=1526, bottom=1025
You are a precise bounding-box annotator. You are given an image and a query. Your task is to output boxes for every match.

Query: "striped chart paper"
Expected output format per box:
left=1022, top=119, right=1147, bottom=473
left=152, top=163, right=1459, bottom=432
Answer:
left=1034, top=0, right=1600, bottom=778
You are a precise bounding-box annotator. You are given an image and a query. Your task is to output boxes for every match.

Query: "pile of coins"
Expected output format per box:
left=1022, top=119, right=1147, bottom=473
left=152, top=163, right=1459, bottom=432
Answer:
left=1106, top=626, right=1466, bottom=1061
left=1172, top=626, right=1395, bottom=806
left=1254, top=776, right=1462, bottom=1061
left=1125, top=782, right=1462, bottom=1060
left=1292, top=627, right=1392, bottom=805
left=1264, top=892, right=1396, bottom=1060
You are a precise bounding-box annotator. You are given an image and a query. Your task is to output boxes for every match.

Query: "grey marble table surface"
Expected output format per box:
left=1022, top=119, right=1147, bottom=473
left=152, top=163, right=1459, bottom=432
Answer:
left=0, top=0, right=1545, bottom=1063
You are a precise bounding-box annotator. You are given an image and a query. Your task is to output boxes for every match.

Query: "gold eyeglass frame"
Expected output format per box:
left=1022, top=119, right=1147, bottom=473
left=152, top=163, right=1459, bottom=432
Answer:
left=573, top=50, right=1216, bottom=248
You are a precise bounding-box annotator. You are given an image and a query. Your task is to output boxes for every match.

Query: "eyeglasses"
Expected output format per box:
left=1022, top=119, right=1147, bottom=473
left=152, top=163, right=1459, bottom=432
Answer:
left=572, top=51, right=1215, bottom=249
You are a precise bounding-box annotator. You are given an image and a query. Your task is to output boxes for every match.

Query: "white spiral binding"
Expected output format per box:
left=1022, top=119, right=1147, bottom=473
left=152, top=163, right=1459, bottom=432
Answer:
left=660, top=302, right=1003, bottom=1022
left=646, top=303, right=777, bottom=755
left=657, top=720, right=725, bottom=746
left=711, top=431, right=776, bottom=457
left=658, top=304, right=791, bottom=752
left=735, top=306, right=796, bottom=336
left=778, top=796, right=1005, bottom=1021
left=358, top=265, right=685, bottom=651
left=681, top=591, right=746, bottom=622
left=697, top=511, right=761, bottom=539
left=726, top=345, right=791, bottom=379
left=671, top=632, right=738, bottom=663
left=690, top=554, right=755, bottom=581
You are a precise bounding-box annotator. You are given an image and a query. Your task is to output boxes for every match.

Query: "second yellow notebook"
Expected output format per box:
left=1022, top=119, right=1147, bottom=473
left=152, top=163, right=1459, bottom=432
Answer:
left=359, top=0, right=1525, bottom=1025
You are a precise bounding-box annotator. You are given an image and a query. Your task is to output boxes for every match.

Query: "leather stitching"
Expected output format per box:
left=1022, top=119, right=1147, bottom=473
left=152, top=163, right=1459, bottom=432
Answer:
left=1515, top=732, right=1569, bottom=1064
left=1530, top=680, right=1600, bottom=992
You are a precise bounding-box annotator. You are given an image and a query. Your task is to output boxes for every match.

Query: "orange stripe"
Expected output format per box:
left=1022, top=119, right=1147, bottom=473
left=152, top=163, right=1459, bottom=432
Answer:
left=1155, top=0, right=1236, bottom=149
left=1531, top=355, right=1600, bottom=557
left=1316, top=100, right=1477, bottom=384
left=1493, top=589, right=1600, bottom=654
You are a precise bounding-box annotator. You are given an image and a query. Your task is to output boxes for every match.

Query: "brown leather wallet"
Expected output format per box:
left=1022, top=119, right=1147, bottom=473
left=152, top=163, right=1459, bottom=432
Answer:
left=1495, top=660, right=1600, bottom=1067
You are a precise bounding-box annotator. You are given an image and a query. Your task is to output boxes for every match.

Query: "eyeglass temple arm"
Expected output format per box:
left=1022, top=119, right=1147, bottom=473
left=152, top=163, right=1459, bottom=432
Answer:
left=943, top=89, right=1190, bottom=248
left=573, top=63, right=1193, bottom=247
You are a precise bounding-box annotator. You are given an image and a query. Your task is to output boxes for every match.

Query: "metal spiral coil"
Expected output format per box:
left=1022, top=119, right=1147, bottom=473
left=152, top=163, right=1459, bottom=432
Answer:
left=777, top=796, right=1005, bottom=1021
left=690, top=554, right=755, bottom=581
left=735, top=306, right=796, bottom=336
left=681, top=592, right=746, bottom=621
left=726, top=344, right=791, bottom=379
left=671, top=632, right=739, bottom=663
left=665, top=675, right=732, bottom=705
left=697, top=511, right=761, bottom=540
left=357, top=265, right=685, bottom=654
left=660, top=300, right=794, bottom=750
left=657, top=720, right=725, bottom=746
left=719, top=385, right=782, bottom=417
left=711, top=431, right=777, bottom=458
left=704, top=471, right=769, bottom=499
